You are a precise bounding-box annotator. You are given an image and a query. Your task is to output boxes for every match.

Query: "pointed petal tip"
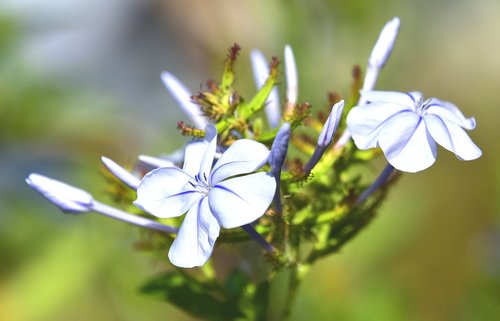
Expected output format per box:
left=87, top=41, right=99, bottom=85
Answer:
left=26, top=173, right=94, bottom=213
left=101, top=156, right=141, bottom=190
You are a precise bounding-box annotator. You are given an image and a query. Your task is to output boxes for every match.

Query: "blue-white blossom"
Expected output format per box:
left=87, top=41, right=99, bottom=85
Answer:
left=134, top=124, right=276, bottom=268
left=26, top=173, right=177, bottom=233
left=335, top=17, right=400, bottom=149
left=347, top=90, right=482, bottom=172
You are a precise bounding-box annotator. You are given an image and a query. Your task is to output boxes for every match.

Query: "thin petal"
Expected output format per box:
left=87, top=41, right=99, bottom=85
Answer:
left=210, top=139, right=270, bottom=185
left=425, top=114, right=482, bottom=160
left=368, top=17, right=400, bottom=68
left=360, top=90, right=420, bottom=106
left=134, top=167, right=202, bottom=218
left=161, top=71, right=208, bottom=129
left=138, top=155, right=175, bottom=169
left=285, top=45, right=298, bottom=105
left=317, top=100, right=344, bottom=147
left=101, top=157, right=140, bottom=190
left=209, top=172, right=275, bottom=229
left=426, top=99, right=476, bottom=130
left=347, top=102, right=412, bottom=149
left=26, top=174, right=93, bottom=213
left=269, top=123, right=291, bottom=173
left=182, top=124, right=217, bottom=177
left=168, top=197, right=220, bottom=268
left=378, top=112, right=437, bottom=172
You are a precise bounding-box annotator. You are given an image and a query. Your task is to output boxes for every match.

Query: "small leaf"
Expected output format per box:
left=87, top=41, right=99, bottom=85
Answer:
left=140, top=271, right=243, bottom=321
left=238, top=57, right=280, bottom=120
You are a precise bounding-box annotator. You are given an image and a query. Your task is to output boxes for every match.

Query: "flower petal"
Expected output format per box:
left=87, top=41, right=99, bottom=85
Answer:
left=134, top=167, right=202, bottom=218
left=360, top=90, right=420, bottom=106
left=168, top=197, right=220, bottom=268
left=426, top=98, right=476, bottom=130
left=182, top=124, right=217, bottom=177
left=317, top=100, right=344, bottom=147
left=138, top=155, right=175, bottom=169
left=347, top=102, right=412, bottom=149
left=425, top=114, right=482, bottom=161
left=378, top=112, right=437, bottom=172
left=209, top=172, right=275, bottom=228
left=210, top=139, right=270, bottom=185
left=161, top=71, right=208, bottom=129
left=26, top=174, right=93, bottom=213
left=101, top=157, right=141, bottom=190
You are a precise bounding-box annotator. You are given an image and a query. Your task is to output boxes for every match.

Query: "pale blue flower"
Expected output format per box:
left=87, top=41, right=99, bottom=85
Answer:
left=134, top=124, right=276, bottom=268
left=26, top=173, right=177, bottom=233
left=336, top=17, right=400, bottom=149
left=347, top=90, right=482, bottom=172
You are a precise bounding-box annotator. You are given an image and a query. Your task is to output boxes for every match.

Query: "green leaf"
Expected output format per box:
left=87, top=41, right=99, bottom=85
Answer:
left=237, top=58, right=279, bottom=120
left=140, top=271, right=243, bottom=321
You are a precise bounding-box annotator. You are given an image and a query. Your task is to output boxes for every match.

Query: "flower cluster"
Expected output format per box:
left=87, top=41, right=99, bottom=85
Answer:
left=27, top=17, right=481, bottom=275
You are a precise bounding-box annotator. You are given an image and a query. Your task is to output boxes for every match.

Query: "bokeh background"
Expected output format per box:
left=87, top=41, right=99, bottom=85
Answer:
left=1, top=0, right=499, bottom=320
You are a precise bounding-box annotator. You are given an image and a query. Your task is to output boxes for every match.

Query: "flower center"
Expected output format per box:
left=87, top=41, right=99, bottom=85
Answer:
left=415, top=97, right=432, bottom=116
left=192, top=173, right=212, bottom=195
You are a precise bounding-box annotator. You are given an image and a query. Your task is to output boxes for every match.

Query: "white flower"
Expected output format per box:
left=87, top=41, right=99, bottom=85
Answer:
left=26, top=173, right=177, bottom=233
left=134, top=124, right=276, bottom=268
left=347, top=90, right=482, bottom=173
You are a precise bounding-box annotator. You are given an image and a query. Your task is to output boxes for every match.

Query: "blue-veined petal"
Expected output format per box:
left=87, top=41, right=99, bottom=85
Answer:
left=424, top=114, right=482, bottom=161
left=134, top=167, right=202, bottom=218
left=210, top=139, right=270, bottom=185
left=168, top=197, right=220, bottom=268
left=378, top=112, right=437, bottom=172
left=347, top=102, right=411, bottom=149
left=209, top=172, right=275, bottom=229
left=360, top=90, right=420, bottom=106
left=426, top=99, right=476, bottom=130
left=183, top=124, right=217, bottom=177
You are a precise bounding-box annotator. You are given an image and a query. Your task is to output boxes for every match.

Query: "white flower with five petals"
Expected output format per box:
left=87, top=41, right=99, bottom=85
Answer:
left=134, top=125, right=276, bottom=268
left=347, top=90, right=482, bottom=173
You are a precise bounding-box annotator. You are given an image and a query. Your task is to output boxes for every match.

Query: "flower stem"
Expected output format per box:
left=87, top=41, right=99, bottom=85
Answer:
left=356, top=164, right=395, bottom=204
left=91, top=201, right=178, bottom=234
left=242, top=224, right=274, bottom=253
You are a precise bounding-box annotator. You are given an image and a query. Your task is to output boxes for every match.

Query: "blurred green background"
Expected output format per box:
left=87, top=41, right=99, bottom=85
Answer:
left=1, top=0, right=498, bottom=320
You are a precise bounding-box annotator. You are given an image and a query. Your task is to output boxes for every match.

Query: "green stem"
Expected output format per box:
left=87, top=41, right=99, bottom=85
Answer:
left=278, top=265, right=300, bottom=321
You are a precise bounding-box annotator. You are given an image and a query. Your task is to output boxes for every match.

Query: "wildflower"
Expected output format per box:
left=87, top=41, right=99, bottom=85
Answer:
left=336, top=17, right=400, bottom=149
left=346, top=90, right=482, bottom=172
left=26, top=173, right=177, bottom=233
left=134, top=124, right=276, bottom=268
